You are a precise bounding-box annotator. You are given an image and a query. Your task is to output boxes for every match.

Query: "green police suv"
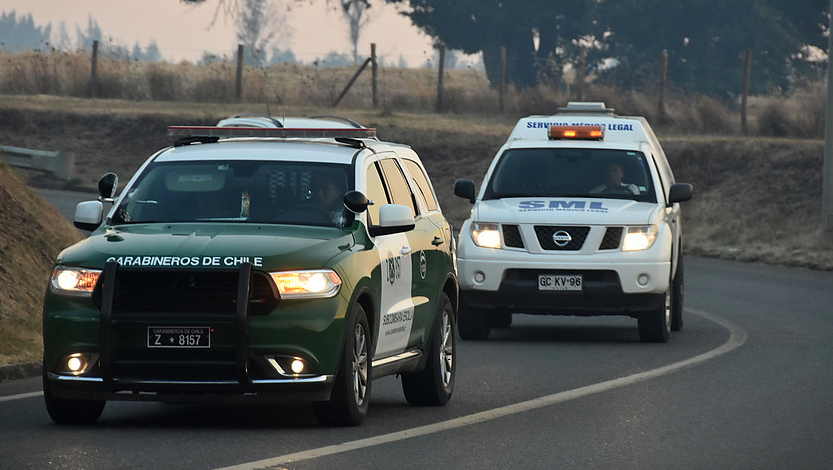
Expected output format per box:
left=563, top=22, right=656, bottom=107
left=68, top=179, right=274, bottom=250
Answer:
left=43, top=116, right=458, bottom=426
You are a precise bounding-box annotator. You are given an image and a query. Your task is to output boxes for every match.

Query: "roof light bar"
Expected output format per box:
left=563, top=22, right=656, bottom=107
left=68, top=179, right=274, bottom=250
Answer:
left=548, top=125, right=604, bottom=141
left=168, top=126, right=377, bottom=140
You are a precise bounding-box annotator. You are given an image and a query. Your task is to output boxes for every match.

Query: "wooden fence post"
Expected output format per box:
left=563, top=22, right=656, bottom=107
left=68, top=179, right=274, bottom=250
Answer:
left=371, top=43, right=378, bottom=108
left=90, top=40, right=99, bottom=98
left=499, top=46, right=506, bottom=113
left=741, top=49, right=752, bottom=135
left=823, top=0, right=833, bottom=236
left=578, top=48, right=587, bottom=101
left=236, top=44, right=244, bottom=103
left=436, top=45, right=446, bottom=113
left=658, top=50, right=669, bottom=122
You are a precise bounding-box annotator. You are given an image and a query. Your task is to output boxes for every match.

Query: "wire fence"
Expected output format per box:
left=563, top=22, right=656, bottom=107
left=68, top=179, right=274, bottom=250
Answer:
left=0, top=43, right=825, bottom=138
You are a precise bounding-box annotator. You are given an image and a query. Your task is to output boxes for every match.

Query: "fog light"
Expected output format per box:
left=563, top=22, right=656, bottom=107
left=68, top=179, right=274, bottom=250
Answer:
left=67, top=356, right=85, bottom=372
left=474, top=271, right=486, bottom=284
left=58, top=353, right=97, bottom=376
left=267, top=356, right=315, bottom=377
left=637, top=273, right=651, bottom=287
left=291, top=360, right=305, bottom=374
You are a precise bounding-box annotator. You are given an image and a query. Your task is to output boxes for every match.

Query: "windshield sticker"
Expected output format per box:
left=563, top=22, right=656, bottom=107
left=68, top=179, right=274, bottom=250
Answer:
left=106, top=255, right=264, bottom=267
left=518, top=200, right=609, bottom=213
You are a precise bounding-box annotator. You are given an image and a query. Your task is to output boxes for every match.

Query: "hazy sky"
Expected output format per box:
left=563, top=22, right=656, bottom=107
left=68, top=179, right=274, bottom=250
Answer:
left=1, top=0, right=437, bottom=65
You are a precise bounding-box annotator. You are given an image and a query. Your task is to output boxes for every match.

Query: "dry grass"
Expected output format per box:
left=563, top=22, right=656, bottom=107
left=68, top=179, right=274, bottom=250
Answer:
left=0, top=49, right=826, bottom=139
left=0, top=162, right=82, bottom=364
left=663, top=136, right=831, bottom=269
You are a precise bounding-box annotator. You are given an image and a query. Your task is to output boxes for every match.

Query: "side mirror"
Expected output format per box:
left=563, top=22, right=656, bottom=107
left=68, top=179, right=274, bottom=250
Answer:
left=454, top=179, right=476, bottom=204
left=343, top=190, right=369, bottom=213
left=98, top=172, right=119, bottom=201
left=74, top=200, right=104, bottom=231
left=668, top=183, right=693, bottom=205
left=372, top=204, right=415, bottom=236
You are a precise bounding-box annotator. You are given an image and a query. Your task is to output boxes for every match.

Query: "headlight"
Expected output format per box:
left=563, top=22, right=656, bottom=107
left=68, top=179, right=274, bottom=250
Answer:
left=623, top=225, right=658, bottom=251
left=269, top=269, right=342, bottom=299
left=50, top=267, right=101, bottom=296
left=471, top=222, right=502, bottom=249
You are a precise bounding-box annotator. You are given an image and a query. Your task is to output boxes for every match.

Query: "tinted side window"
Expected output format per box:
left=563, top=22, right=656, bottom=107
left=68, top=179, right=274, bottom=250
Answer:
left=403, top=159, right=439, bottom=212
left=379, top=158, right=418, bottom=215
left=365, top=162, right=390, bottom=226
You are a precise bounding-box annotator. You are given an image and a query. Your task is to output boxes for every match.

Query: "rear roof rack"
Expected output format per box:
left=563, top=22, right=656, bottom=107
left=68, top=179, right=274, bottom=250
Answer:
left=556, top=102, right=616, bottom=115
left=168, top=126, right=377, bottom=141
left=308, top=115, right=365, bottom=128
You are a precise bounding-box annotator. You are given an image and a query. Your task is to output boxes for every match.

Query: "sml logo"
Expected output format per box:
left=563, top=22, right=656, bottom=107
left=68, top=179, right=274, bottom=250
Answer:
left=519, top=200, right=608, bottom=212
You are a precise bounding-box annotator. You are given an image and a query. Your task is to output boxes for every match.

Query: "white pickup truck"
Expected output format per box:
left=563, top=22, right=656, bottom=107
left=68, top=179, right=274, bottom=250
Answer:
left=454, top=102, right=692, bottom=342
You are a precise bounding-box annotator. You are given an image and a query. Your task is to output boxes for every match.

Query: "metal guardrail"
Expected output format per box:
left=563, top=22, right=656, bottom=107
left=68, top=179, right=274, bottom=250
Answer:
left=0, top=145, right=72, bottom=180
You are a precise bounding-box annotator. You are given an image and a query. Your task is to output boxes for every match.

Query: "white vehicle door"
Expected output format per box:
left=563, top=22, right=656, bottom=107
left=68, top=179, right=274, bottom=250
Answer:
left=362, top=157, right=415, bottom=359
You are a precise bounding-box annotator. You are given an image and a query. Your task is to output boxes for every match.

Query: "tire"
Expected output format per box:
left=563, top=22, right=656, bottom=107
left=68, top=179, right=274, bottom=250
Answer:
left=670, top=255, right=685, bottom=332
left=638, top=285, right=672, bottom=343
left=314, top=303, right=371, bottom=426
left=43, top=370, right=105, bottom=424
left=402, top=293, right=456, bottom=406
left=457, top=293, right=490, bottom=341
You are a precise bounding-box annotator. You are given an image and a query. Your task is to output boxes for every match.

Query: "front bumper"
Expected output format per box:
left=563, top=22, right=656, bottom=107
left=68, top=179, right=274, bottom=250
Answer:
left=46, top=369, right=335, bottom=402
left=43, top=262, right=346, bottom=403
left=457, top=256, right=670, bottom=315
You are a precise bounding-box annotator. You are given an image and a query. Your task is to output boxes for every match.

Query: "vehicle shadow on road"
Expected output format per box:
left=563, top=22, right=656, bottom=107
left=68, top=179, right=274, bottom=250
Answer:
left=92, top=401, right=321, bottom=429
left=483, top=316, right=642, bottom=344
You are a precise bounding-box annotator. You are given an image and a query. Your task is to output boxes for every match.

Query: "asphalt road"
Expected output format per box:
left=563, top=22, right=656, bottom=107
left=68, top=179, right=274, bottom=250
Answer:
left=2, top=255, right=832, bottom=469
left=34, top=188, right=98, bottom=222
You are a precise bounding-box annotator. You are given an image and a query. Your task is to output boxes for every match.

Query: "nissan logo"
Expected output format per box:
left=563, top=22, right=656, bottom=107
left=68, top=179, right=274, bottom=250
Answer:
left=552, top=230, right=572, bottom=247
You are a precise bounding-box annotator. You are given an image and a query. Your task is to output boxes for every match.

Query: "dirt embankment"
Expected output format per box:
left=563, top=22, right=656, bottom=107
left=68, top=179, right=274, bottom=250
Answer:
left=0, top=163, right=82, bottom=364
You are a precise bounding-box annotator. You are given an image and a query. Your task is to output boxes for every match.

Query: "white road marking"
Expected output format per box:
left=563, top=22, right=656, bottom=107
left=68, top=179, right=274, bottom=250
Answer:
left=0, top=391, right=42, bottom=403
left=213, top=308, right=746, bottom=470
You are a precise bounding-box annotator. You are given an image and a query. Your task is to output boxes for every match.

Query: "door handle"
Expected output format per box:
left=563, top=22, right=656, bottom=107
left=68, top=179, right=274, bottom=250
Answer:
left=432, top=236, right=444, bottom=246
left=400, top=246, right=412, bottom=256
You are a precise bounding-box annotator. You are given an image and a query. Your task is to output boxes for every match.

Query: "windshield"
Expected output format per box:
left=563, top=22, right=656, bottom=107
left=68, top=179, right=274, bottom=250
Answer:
left=483, top=148, right=656, bottom=203
left=111, top=160, right=354, bottom=227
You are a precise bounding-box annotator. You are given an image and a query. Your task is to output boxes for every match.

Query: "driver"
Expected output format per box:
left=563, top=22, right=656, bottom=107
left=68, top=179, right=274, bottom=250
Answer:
left=590, top=162, right=639, bottom=195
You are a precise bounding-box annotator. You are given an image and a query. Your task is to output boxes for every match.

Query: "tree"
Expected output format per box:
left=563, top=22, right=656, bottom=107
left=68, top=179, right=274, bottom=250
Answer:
left=144, top=40, right=163, bottom=62
left=386, top=0, right=597, bottom=88
left=597, top=0, right=829, bottom=94
left=236, top=0, right=290, bottom=67
left=75, top=15, right=103, bottom=54
left=55, top=22, right=73, bottom=51
left=341, top=0, right=371, bottom=64
left=0, top=11, right=52, bottom=52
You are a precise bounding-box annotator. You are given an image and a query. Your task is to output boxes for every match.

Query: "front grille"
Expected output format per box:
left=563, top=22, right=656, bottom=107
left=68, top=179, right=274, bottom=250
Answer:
left=502, top=224, right=525, bottom=249
left=94, top=268, right=278, bottom=316
left=534, top=226, right=590, bottom=251
left=93, top=264, right=270, bottom=384
left=600, top=227, right=623, bottom=250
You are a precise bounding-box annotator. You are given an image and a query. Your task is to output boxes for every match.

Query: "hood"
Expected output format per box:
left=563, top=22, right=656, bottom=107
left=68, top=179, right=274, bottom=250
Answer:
left=57, top=223, right=355, bottom=271
left=474, top=197, right=658, bottom=225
